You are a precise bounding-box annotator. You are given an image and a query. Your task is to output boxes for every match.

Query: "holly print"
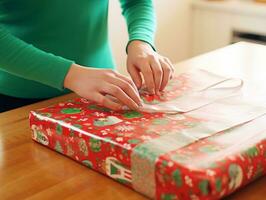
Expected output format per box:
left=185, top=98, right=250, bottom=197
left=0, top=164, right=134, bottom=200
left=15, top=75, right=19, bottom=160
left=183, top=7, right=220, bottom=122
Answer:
left=61, top=108, right=82, bottom=114
left=89, top=138, right=102, bottom=152
left=172, top=169, right=182, bottom=187
left=123, top=111, right=143, bottom=119
left=215, top=178, right=222, bottom=192
left=244, top=146, right=259, bottom=158
left=198, top=180, right=209, bottom=195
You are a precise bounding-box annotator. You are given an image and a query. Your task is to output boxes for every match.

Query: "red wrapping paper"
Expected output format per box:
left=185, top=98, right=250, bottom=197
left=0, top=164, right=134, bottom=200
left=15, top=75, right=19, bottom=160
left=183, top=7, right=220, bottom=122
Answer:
left=29, top=70, right=266, bottom=200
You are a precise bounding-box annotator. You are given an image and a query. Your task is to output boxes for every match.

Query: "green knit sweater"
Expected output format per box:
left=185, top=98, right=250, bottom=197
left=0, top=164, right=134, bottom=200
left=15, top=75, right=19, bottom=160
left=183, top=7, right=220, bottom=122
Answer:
left=0, top=0, right=155, bottom=98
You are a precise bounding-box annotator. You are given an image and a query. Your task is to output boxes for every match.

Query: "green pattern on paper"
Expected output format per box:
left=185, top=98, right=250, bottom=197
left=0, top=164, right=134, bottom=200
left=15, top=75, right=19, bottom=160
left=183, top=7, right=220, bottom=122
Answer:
left=36, top=131, right=44, bottom=142
left=172, top=169, right=182, bottom=187
left=199, top=180, right=209, bottom=195
left=244, top=146, right=259, bottom=158
left=55, top=141, right=63, bottom=153
left=215, top=178, right=222, bottom=192
left=122, top=148, right=128, bottom=155
left=56, top=124, right=62, bottom=135
left=152, top=118, right=169, bottom=125
left=161, top=194, right=177, bottom=200
left=162, top=160, right=168, bottom=167
left=128, top=139, right=141, bottom=144
left=69, top=131, right=75, bottom=137
left=61, top=108, right=82, bottom=114
left=73, top=124, right=82, bottom=129
left=123, top=111, right=143, bottom=119
left=82, top=160, right=93, bottom=168
left=89, top=138, right=101, bottom=152
left=110, top=163, right=118, bottom=175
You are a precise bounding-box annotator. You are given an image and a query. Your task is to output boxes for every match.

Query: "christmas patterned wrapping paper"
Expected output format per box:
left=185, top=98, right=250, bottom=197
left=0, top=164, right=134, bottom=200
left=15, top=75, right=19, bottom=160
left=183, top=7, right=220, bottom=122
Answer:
left=29, top=70, right=266, bottom=200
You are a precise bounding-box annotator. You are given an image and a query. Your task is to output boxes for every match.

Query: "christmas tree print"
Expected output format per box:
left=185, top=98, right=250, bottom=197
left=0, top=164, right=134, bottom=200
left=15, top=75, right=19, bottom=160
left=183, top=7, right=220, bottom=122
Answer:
left=55, top=141, right=63, bottom=153
left=56, top=124, right=62, bottom=135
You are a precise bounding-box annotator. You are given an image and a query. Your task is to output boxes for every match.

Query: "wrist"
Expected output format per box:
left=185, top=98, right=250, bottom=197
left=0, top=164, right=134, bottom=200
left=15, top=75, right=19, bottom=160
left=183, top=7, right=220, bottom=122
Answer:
left=64, top=63, right=80, bottom=90
left=127, top=40, right=153, bottom=54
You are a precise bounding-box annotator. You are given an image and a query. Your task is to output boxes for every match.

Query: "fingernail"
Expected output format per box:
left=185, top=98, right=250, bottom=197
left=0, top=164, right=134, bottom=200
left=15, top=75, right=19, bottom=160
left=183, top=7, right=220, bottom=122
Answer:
left=121, top=105, right=130, bottom=111
left=138, top=101, right=143, bottom=107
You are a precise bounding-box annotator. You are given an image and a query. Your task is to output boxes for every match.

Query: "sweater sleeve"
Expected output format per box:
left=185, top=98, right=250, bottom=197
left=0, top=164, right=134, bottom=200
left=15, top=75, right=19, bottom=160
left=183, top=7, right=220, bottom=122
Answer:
left=0, top=26, right=74, bottom=91
left=119, top=0, right=156, bottom=51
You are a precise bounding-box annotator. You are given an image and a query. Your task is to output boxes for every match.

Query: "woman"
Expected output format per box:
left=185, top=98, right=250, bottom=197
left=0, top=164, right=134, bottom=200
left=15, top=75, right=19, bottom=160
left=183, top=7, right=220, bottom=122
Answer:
left=0, top=0, right=174, bottom=112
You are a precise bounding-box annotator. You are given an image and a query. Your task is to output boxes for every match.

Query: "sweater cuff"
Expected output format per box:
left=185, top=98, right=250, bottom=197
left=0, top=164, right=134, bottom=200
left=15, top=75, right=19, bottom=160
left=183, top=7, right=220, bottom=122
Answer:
left=44, top=55, right=74, bottom=91
left=126, top=37, right=156, bottom=54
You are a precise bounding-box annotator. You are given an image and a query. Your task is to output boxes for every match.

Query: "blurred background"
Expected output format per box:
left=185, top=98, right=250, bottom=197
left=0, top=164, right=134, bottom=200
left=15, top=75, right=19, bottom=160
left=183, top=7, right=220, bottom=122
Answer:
left=108, top=0, right=266, bottom=75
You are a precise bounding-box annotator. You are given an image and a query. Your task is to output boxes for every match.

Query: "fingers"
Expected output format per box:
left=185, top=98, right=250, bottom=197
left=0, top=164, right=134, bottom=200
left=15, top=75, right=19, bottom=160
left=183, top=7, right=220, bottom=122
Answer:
left=127, top=63, right=142, bottom=89
left=93, top=93, right=122, bottom=111
left=139, top=61, right=156, bottom=94
left=101, top=84, right=139, bottom=110
left=115, top=72, right=139, bottom=94
left=107, top=75, right=142, bottom=106
left=160, top=58, right=173, bottom=91
left=150, top=57, right=163, bottom=95
left=164, top=57, right=175, bottom=79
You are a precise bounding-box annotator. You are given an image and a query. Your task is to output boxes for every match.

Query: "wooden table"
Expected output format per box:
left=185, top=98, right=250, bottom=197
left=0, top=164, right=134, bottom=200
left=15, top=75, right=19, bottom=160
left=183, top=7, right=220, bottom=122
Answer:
left=1, top=42, right=266, bottom=199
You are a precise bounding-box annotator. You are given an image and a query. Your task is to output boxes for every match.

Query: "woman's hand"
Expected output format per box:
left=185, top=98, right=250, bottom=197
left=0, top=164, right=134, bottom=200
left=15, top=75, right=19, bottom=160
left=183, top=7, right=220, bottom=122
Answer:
left=127, top=40, right=174, bottom=95
left=64, top=64, right=142, bottom=111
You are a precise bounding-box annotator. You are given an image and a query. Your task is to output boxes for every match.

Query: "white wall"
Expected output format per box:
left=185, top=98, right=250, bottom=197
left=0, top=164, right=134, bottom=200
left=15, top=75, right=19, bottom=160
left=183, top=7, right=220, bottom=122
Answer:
left=108, top=0, right=192, bottom=75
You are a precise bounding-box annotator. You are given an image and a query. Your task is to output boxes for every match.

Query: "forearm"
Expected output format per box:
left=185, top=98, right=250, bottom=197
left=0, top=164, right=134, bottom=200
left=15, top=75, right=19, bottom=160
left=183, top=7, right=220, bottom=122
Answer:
left=0, top=26, right=73, bottom=91
left=119, top=0, right=156, bottom=50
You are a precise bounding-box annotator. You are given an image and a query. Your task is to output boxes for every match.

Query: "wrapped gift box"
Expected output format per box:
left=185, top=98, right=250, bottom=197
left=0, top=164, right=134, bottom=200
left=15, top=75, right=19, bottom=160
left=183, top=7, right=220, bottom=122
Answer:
left=29, top=70, right=266, bottom=200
